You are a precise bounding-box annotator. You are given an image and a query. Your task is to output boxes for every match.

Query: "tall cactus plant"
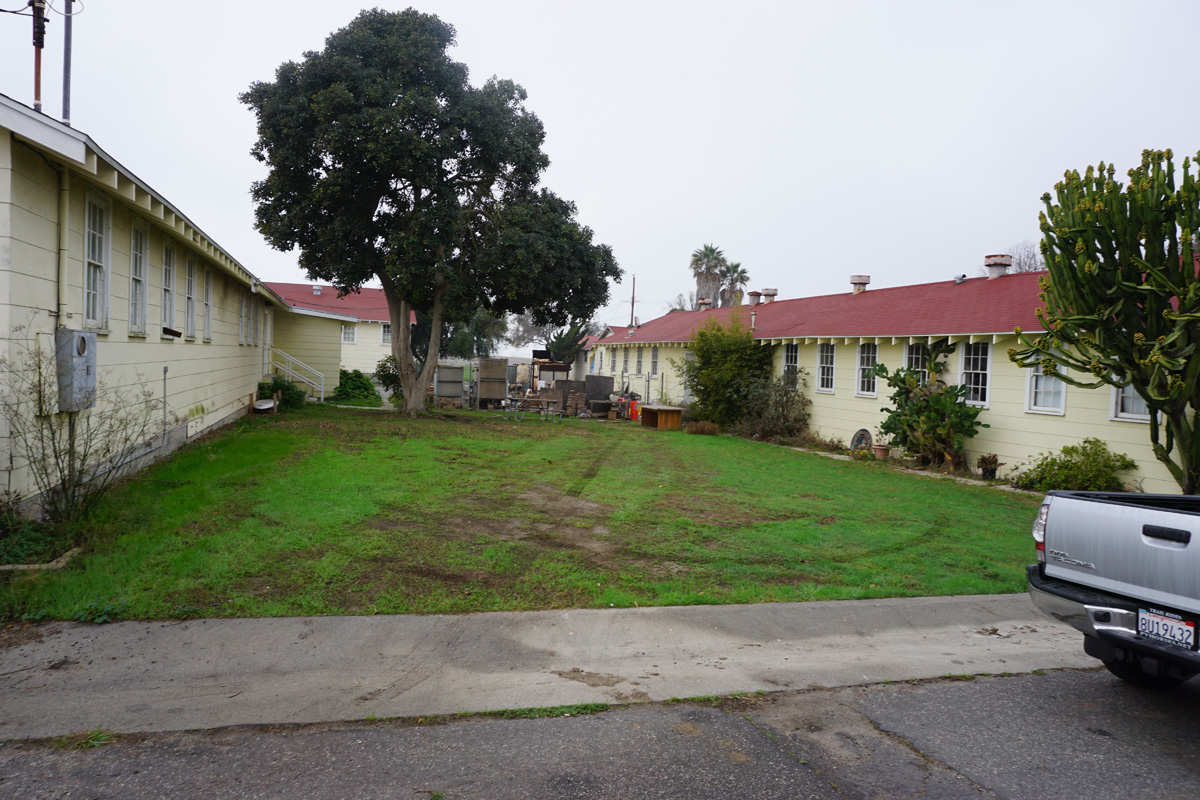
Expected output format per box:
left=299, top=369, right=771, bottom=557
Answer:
left=1009, top=149, right=1200, bottom=493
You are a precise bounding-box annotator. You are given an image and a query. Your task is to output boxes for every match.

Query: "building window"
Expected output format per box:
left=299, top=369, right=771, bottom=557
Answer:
left=342, top=324, right=356, bottom=344
left=962, top=342, right=990, bottom=406
left=622, top=348, right=629, bottom=374
left=203, top=269, right=213, bottom=340
left=635, top=346, right=644, bottom=375
left=817, top=343, right=835, bottom=393
left=1113, top=384, right=1150, bottom=421
left=784, top=343, right=799, bottom=389
left=162, top=243, right=176, bottom=336
left=238, top=292, right=246, bottom=344
left=185, top=259, right=197, bottom=338
left=650, top=346, right=659, bottom=377
left=857, top=343, right=878, bottom=397
left=596, top=350, right=603, bottom=375
left=1027, top=362, right=1066, bottom=414
left=905, top=343, right=929, bottom=385
left=128, top=220, right=147, bottom=334
left=84, top=196, right=110, bottom=328
left=381, top=322, right=391, bottom=346
left=251, top=298, right=259, bottom=346
left=263, top=306, right=272, bottom=347
left=609, top=349, right=616, bottom=374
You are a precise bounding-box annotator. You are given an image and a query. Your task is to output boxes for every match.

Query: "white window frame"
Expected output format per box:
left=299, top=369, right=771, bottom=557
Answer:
left=817, top=343, right=835, bottom=393
left=184, top=259, right=197, bottom=339
left=650, top=346, right=659, bottom=377
left=342, top=324, right=356, bottom=344
left=856, top=343, right=878, bottom=397
left=380, top=322, right=392, bottom=346
left=1026, top=362, right=1066, bottom=415
left=905, top=343, right=929, bottom=385
left=203, top=268, right=213, bottom=340
left=161, top=242, right=176, bottom=337
left=635, top=346, right=644, bottom=375
left=263, top=305, right=272, bottom=347
left=128, top=218, right=148, bottom=335
left=596, top=350, right=604, bottom=375
left=238, top=292, right=246, bottom=344
left=609, top=349, right=616, bottom=375
left=1111, top=384, right=1151, bottom=423
left=783, top=343, right=799, bottom=388
left=960, top=342, right=991, bottom=407
left=251, top=298, right=259, bottom=346
left=622, top=348, right=629, bottom=375
left=84, top=194, right=111, bottom=330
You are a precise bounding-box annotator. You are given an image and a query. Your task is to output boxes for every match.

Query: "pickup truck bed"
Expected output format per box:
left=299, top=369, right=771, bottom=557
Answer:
left=1027, top=491, right=1200, bottom=688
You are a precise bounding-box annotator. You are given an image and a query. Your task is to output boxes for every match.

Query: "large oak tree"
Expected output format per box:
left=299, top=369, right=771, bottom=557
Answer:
left=241, top=9, right=619, bottom=414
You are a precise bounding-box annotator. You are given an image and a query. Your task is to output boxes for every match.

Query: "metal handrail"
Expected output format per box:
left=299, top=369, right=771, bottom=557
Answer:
left=268, top=348, right=325, bottom=399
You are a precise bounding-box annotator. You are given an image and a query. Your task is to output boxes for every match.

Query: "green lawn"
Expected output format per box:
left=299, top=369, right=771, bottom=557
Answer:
left=4, top=405, right=1042, bottom=620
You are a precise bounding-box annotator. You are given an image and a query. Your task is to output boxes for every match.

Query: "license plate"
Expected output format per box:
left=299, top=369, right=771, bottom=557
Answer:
left=1138, top=608, right=1196, bottom=650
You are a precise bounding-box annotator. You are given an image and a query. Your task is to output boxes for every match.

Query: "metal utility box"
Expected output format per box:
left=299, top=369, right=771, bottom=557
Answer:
left=435, top=365, right=464, bottom=398
left=55, top=328, right=97, bottom=412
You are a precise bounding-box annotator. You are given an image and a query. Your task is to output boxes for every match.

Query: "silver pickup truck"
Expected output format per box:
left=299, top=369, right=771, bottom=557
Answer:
left=1026, top=490, right=1200, bottom=688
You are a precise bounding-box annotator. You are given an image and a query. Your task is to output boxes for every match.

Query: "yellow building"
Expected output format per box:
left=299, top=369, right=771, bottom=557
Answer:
left=0, top=93, right=338, bottom=503
left=592, top=271, right=1183, bottom=493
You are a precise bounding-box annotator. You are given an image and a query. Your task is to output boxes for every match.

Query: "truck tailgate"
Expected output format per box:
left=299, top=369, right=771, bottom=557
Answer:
left=1045, top=494, right=1200, bottom=615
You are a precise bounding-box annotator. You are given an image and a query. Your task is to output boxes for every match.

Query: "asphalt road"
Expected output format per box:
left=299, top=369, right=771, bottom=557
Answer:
left=3, top=668, right=1199, bottom=799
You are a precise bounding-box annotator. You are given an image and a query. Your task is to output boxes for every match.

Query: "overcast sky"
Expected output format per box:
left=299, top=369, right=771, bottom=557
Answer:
left=3, top=0, right=1198, bottom=336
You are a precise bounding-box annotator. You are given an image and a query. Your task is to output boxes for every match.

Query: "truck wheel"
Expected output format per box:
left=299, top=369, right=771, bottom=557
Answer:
left=1103, top=658, right=1186, bottom=689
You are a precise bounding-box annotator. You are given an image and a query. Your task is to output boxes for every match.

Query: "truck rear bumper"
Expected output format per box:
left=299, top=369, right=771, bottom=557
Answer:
left=1027, top=564, right=1200, bottom=673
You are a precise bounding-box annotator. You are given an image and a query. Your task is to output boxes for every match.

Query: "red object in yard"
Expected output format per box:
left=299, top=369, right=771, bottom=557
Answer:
left=630, top=400, right=639, bottom=421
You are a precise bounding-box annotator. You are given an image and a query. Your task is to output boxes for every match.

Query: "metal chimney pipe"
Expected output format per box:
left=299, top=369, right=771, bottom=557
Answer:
left=62, top=0, right=73, bottom=126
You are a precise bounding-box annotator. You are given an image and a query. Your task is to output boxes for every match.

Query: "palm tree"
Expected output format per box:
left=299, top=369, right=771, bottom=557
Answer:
left=718, top=261, right=749, bottom=307
left=690, top=244, right=725, bottom=308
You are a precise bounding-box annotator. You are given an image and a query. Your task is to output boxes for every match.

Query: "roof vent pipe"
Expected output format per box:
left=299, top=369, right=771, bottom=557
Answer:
left=984, top=253, right=1012, bottom=279
left=698, top=298, right=713, bottom=311
left=954, top=274, right=967, bottom=284
left=849, top=275, right=870, bottom=294
left=747, top=291, right=761, bottom=306
left=313, top=285, right=322, bottom=295
left=761, top=289, right=778, bottom=303
left=751, top=310, right=757, bottom=331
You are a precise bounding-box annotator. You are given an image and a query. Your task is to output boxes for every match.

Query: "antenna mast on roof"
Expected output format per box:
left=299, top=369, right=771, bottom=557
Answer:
left=30, top=0, right=47, bottom=113
left=62, top=0, right=73, bottom=125
left=629, top=274, right=635, bottom=327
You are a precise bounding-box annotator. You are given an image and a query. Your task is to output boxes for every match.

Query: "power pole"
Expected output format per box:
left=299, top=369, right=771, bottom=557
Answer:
left=629, top=274, right=636, bottom=327
left=31, top=0, right=48, bottom=113
left=62, top=0, right=73, bottom=125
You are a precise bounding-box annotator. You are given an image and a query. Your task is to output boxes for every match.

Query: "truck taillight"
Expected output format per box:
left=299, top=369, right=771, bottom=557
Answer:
left=1032, top=502, right=1049, bottom=563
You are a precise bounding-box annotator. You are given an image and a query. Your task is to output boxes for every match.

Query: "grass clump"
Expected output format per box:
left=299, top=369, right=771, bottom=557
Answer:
left=332, top=370, right=382, bottom=407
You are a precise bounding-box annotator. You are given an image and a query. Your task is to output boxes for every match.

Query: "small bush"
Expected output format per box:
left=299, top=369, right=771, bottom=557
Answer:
left=1010, top=438, right=1137, bottom=492
left=0, top=491, right=60, bottom=565
left=735, top=374, right=813, bottom=442
left=258, top=376, right=307, bottom=411
left=332, top=369, right=381, bottom=403
left=685, top=421, right=720, bottom=436
left=75, top=597, right=129, bottom=624
left=375, top=355, right=402, bottom=397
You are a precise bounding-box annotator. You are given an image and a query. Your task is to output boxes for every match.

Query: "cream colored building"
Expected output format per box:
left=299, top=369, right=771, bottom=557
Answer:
left=593, top=272, right=1184, bottom=494
left=0, top=94, right=338, bottom=502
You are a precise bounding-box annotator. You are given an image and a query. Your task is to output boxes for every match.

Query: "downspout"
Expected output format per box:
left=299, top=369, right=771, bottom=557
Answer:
left=56, top=167, right=70, bottom=325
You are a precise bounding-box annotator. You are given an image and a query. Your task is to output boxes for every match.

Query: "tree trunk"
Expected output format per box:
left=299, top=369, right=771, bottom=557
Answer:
left=381, top=269, right=446, bottom=418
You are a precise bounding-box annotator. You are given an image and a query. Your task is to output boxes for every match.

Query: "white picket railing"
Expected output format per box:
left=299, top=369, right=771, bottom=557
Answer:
left=267, top=348, right=325, bottom=400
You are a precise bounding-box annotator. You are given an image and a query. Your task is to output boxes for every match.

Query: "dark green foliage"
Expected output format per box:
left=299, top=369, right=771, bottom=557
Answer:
left=257, top=377, right=307, bottom=411
left=332, top=370, right=381, bottom=403
left=75, top=597, right=128, bottom=624
left=685, top=421, right=720, bottom=436
left=874, top=357, right=988, bottom=467
left=735, top=374, right=813, bottom=442
left=545, top=320, right=592, bottom=365
left=375, top=356, right=402, bottom=398
left=678, top=314, right=776, bottom=429
left=0, top=491, right=58, bottom=565
left=241, top=9, right=619, bottom=414
left=1010, top=150, right=1200, bottom=492
left=1011, top=438, right=1137, bottom=493
left=410, top=309, right=508, bottom=366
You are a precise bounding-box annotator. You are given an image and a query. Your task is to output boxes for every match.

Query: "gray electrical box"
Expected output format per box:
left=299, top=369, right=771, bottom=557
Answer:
left=55, top=328, right=97, bottom=412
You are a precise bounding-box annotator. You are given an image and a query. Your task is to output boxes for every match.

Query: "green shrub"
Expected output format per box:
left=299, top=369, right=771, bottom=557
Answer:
left=375, top=355, right=402, bottom=397
left=258, top=376, right=308, bottom=411
left=332, top=369, right=381, bottom=403
left=685, top=421, right=720, bottom=436
left=677, top=314, right=775, bottom=428
left=735, top=374, right=812, bottom=442
left=1010, top=438, right=1137, bottom=493
left=0, top=491, right=59, bottom=565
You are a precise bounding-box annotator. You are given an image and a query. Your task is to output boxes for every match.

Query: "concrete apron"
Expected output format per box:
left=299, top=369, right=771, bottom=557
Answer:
left=0, top=593, right=1094, bottom=740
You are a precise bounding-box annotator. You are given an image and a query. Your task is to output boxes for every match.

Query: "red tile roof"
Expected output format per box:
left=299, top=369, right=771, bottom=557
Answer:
left=266, top=283, right=416, bottom=324
left=601, top=273, right=1045, bottom=345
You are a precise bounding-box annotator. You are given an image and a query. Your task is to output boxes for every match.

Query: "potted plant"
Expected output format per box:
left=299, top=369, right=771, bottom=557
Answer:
left=872, top=428, right=891, bottom=460
left=976, top=452, right=1005, bottom=480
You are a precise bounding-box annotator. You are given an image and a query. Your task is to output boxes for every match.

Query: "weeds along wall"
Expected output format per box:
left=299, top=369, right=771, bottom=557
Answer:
left=0, top=120, right=283, bottom=501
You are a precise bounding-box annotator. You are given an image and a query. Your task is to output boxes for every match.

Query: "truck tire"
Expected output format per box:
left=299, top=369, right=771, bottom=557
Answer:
left=1103, top=658, right=1187, bottom=689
